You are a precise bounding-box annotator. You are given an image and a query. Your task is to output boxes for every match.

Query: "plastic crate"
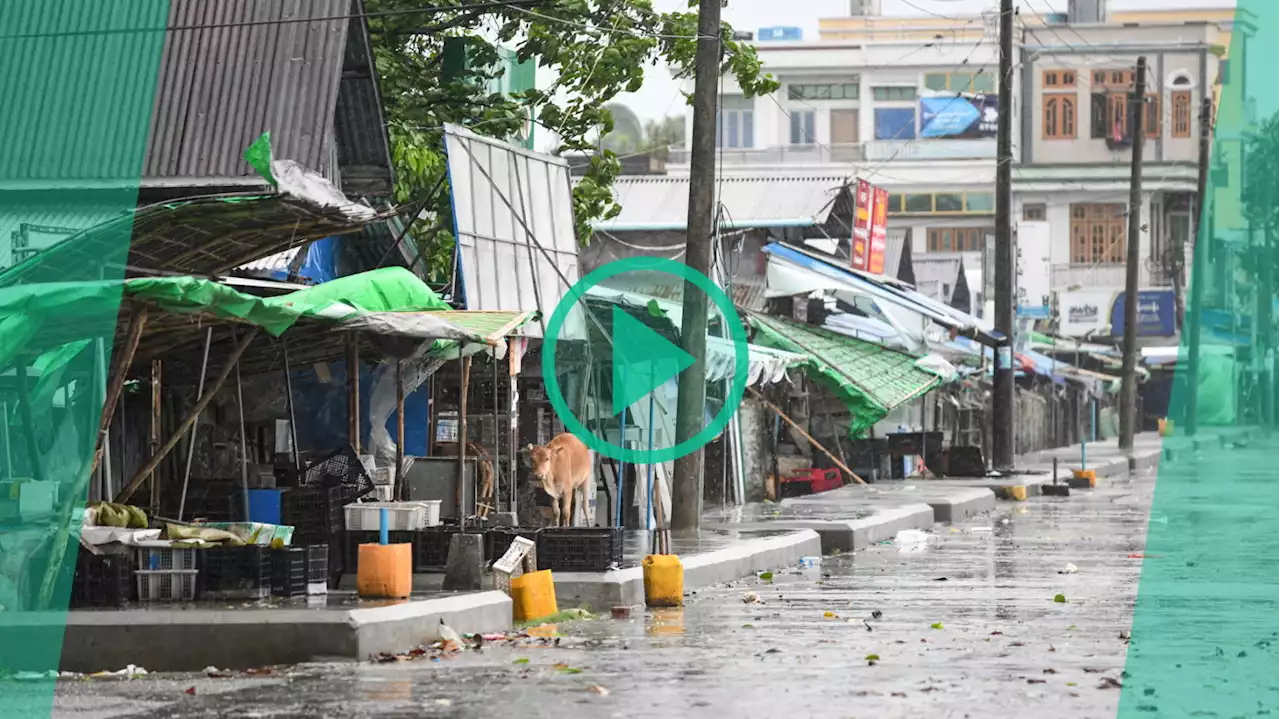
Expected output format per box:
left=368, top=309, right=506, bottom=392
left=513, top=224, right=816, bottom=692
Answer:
left=71, top=553, right=134, bottom=608
left=202, top=546, right=272, bottom=600
left=304, top=544, right=330, bottom=594
left=135, top=570, right=199, bottom=602
left=484, top=528, right=541, bottom=563
left=136, top=547, right=198, bottom=571
left=271, top=548, right=308, bottom=597
left=537, top=527, right=624, bottom=572
left=283, top=486, right=343, bottom=535
left=344, top=502, right=429, bottom=531
left=300, top=445, right=375, bottom=505
left=414, top=526, right=463, bottom=571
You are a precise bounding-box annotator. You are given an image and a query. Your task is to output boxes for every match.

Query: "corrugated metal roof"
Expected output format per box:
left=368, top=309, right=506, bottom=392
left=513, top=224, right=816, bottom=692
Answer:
left=594, top=175, right=848, bottom=231
left=332, top=2, right=394, bottom=197
left=912, top=254, right=964, bottom=285
left=1, top=0, right=358, bottom=186
left=882, top=230, right=907, bottom=280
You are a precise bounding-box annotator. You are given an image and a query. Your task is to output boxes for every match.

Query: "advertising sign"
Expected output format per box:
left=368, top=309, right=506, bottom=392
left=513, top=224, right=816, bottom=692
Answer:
left=1110, top=290, right=1177, bottom=338
left=851, top=178, right=872, bottom=271
left=1058, top=289, right=1113, bottom=337
left=868, top=187, right=889, bottom=275
left=1015, top=221, right=1052, bottom=318
left=919, top=93, right=999, bottom=139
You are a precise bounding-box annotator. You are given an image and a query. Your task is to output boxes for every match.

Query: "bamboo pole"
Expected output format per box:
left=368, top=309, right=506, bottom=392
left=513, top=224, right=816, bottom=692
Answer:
left=747, top=386, right=866, bottom=485
left=88, top=306, right=148, bottom=478
left=347, top=334, right=361, bottom=454
left=177, top=327, right=214, bottom=521
left=395, top=359, right=405, bottom=499
left=117, top=329, right=258, bottom=503
left=456, top=355, right=472, bottom=526
left=149, top=360, right=162, bottom=516
left=282, top=338, right=300, bottom=472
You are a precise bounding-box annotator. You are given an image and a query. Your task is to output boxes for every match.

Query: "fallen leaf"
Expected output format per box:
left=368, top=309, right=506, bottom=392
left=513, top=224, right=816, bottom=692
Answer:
left=990, top=631, right=1004, bottom=636
left=1054, top=594, right=1067, bottom=603
left=513, top=658, right=530, bottom=665
left=1067, top=682, right=1078, bottom=687
left=554, top=663, right=584, bottom=675
left=891, top=691, right=907, bottom=698
left=1083, top=668, right=1103, bottom=674
left=183, top=687, right=196, bottom=695
left=587, top=685, right=610, bottom=696
left=1027, top=678, right=1047, bottom=685
left=1010, top=642, right=1026, bottom=647
left=933, top=577, right=949, bottom=581
left=871, top=610, right=883, bottom=620
left=759, top=571, right=774, bottom=582
left=931, top=622, right=944, bottom=630
left=1043, top=668, right=1058, bottom=674
left=824, top=611, right=839, bottom=619
left=1098, top=677, right=1124, bottom=689
left=1067, top=625, right=1079, bottom=630
left=865, top=654, right=881, bottom=662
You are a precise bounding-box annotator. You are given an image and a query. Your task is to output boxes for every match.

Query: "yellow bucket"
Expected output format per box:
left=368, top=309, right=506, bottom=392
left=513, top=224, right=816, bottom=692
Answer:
left=510, top=569, right=558, bottom=622
left=1072, top=469, right=1098, bottom=488
left=642, top=554, right=684, bottom=607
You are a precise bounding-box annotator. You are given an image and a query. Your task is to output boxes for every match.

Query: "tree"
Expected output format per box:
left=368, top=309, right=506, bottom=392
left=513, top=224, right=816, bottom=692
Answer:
left=365, top=0, right=777, bottom=285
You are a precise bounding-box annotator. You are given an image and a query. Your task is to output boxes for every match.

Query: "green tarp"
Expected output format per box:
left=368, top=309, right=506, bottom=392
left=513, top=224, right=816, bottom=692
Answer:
left=747, top=312, right=943, bottom=436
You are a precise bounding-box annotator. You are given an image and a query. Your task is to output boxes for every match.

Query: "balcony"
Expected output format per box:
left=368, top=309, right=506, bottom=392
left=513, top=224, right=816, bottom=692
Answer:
left=863, top=138, right=998, bottom=161
left=1050, top=262, right=1176, bottom=291
left=666, top=143, right=865, bottom=166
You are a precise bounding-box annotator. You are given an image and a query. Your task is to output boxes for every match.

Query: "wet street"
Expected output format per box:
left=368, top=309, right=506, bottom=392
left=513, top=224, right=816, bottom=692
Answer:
left=53, top=439, right=1278, bottom=719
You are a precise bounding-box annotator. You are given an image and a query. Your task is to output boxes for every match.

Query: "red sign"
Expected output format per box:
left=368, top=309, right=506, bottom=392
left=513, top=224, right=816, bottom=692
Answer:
left=851, top=178, right=872, bottom=271
left=868, top=187, right=889, bottom=275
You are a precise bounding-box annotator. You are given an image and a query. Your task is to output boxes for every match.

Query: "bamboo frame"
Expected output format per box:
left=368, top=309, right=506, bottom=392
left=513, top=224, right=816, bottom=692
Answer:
left=747, top=386, right=866, bottom=485
left=88, top=306, right=149, bottom=478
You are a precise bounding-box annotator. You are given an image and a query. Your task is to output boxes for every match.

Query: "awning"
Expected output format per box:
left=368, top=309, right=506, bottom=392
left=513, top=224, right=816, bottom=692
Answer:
left=746, top=311, right=946, bottom=436
left=582, top=288, right=806, bottom=389
left=763, top=242, right=1003, bottom=348
left=593, top=174, right=847, bottom=232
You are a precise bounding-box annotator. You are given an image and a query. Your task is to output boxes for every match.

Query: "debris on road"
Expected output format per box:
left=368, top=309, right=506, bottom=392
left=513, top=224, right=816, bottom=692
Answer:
left=1054, top=594, right=1067, bottom=603
left=742, top=591, right=762, bottom=604
left=1060, top=562, right=1079, bottom=574
left=1098, top=677, right=1124, bottom=689
left=587, top=685, right=610, bottom=696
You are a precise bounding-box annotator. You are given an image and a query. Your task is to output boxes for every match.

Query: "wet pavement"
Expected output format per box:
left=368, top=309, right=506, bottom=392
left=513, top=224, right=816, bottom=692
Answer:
left=50, top=438, right=1278, bottom=719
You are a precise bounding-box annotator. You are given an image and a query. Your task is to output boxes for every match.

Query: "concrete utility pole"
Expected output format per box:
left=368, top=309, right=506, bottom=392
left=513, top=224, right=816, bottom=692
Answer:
left=991, top=0, right=1015, bottom=470
left=1118, top=56, right=1148, bottom=451
left=670, top=0, right=721, bottom=531
left=1184, top=97, right=1213, bottom=436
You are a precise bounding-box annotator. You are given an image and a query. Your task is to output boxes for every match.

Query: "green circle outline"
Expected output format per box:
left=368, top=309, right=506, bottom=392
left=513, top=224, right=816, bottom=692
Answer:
left=541, top=257, right=750, bottom=465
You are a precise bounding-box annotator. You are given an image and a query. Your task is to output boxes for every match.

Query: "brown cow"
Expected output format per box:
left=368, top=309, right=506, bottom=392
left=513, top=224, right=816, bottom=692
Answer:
left=524, top=433, right=593, bottom=527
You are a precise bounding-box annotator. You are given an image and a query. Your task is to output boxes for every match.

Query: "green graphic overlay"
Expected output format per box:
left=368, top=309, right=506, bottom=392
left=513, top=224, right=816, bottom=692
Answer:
left=0, top=1, right=169, bottom=714
left=1120, top=0, right=1278, bottom=716
left=541, top=257, right=749, bottom=464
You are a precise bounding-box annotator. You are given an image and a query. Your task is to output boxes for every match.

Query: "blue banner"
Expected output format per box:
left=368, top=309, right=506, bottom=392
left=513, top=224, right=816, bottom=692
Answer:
left=919, top=94, right=999, bottom=139
left=1110, top=289, right=1177, bottom=337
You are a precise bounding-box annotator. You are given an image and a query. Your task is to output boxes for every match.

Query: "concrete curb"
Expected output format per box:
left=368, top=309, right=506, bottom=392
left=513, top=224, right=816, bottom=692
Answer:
left=702, top=503, right=935, bottom=556
left=44, top=591, right=513, bottom=673
left=551, top=530, right=823, bottom=610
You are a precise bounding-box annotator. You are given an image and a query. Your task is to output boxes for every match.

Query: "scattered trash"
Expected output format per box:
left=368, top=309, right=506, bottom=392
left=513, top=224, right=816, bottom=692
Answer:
left=610, top=607, right=631, bottom=620
left=183, top=687, right=196, bottom=695
left=865, top=654, right=880, bottom=666
left=971, top=527, right=993, bottom=533
left=1118, top=630, right=1131, bottom=641
left=90, top=665, right=147, bottom=680
left=1043, top=668, right=1058, bottom=674
left=891, top=691, right=907, bottom=697
left=930, top=622, right=944, bottom=630
left=203, top=666, right=231, bottom=678
left=1128, top=553, right=1161, bottom=559
left=12, top=671, right=57, bottom=681
left=554, top=663, right=583, bottom=675
left=481, top=633, right=508, bottom=641
left=863, top=620, right=873, bottom=632
left=1053, top=594, right=1067, bottom=603
left=798, top=556, right=821, bottom=569
left=742, top=591, right=762, bottom=605
left=1061, top=563, right=1079, bottom=574
left=439, top=619, right=463, bottom=652
left=1082, top=668, right=1104, bottom=674
left=871, top=610, right=883, bottom=620
left=990, top=631, right=1003, bottom=636
left=1027, top=678, right=1047, bottom=684
left=435, top=699, right=453, bottom=706
left=933, top=577, right=948, bottom=581
left=1098, top=677, right=1124, bottom=689
left=894, top=529, right=930, bottom=546
left=823, top=611, right=839, bottom=619
left=587, top=685, right=610, bottom=696
left=1000, top=518, right=1010, bottom=525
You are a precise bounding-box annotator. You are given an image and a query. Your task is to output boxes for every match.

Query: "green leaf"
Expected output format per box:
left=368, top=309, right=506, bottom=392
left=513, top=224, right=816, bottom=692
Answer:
left=557, top=666, right=584, bottom=675
left=1054, top=594, right=1067, bottom=603
left=758, top=571, right=774, bottom=582
left=931, top=622, right=944, bottom=630
left=513, top=658, right=530, bottom=665
left=741, top=623, right=755, bottom=629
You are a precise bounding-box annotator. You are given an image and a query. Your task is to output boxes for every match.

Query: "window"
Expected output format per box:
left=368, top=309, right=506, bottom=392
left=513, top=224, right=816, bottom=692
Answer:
left=1172, top=90, right=1192, bottom=137
left=788, top=82, right=860, bottom=101
left=1092, top=91, right=1134, bottom=139
left=874, top=108, right=917, bottom=140
left=717, top=109, right=753, bottom=148
left=873, top=86, right=917, bottom=101
left=889, top=192, right=994, bottom=215
left=1022, top=203, right=1047, bottom=221
left=1069, top=203, right=1127, bottom=264
left=1043, top=69, right=1077, bottom=88
left=1043, top=94, right=1076, bottom=139
left=1092, top=68, right=1135, bottom=89
left=1144, top=93, right=1160, bottom=138
left=925, top=71, right=994, bottom=93
left=928, top=227, right=986, bottom=251
left=789, top=110, right=816, bottom=145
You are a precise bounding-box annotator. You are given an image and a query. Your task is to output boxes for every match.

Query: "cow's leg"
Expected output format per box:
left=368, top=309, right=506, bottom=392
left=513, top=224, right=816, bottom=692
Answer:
left=560, top=491, right=574, bottom=528
left=549, top=493, right=561, bottom=527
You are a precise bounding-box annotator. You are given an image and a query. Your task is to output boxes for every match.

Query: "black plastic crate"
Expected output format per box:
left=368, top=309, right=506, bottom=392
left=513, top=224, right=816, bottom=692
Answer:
left=414, top=526, right=464, bottom=571
left=305, top=544, right=329, bottom=583
left=283, top=486, right=343, bottom=535
left=537, top=527, right=624, bottom=572
left=202, top=546, right=272, bottom=600
left=300, top=445, right=374, bottom=506
left=484, top=528, right=541, bottom=563
left=71, top=552, right=134, bottom=608
left=271, top=548, right=308, bottom=597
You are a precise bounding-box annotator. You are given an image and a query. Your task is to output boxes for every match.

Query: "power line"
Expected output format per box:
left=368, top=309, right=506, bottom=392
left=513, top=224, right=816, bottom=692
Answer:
left=0, top=0, right=549, bottom=41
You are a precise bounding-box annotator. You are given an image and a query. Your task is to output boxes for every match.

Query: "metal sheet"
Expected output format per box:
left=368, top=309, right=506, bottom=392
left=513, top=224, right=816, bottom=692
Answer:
left=443, top=124, right=583, bottom=339
left=594, top=174, right=847, bottom=232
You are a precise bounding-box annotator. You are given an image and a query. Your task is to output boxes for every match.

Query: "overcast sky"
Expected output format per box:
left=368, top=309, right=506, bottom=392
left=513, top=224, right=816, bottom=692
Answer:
left=600, top=0, right=1235, bottom=125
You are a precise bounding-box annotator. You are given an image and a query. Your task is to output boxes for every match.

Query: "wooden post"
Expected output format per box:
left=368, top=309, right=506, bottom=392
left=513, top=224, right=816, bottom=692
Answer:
left=456, top=355, right=472, bottom=526
left=747, top=386, right=866, bottom=485
left=347, top=334, right=361, bottom=454
left=88, top=306, right=148, bottom=478
left=117, top=329, right=258, bottom=503
left=395, top=359, right=405, bottom=499
left=149, top=359, right=162, bottom=516
left=235, top=337, right=250, bottom=522
left=282, top=338, right=301, bottom=472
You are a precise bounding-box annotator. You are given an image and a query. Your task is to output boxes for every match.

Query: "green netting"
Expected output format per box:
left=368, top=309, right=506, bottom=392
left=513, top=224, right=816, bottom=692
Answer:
left=747, top=313, right=942, bottom=436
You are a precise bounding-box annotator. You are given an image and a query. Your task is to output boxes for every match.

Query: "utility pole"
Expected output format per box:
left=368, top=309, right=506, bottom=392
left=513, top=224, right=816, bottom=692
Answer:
left=1184, top=97, right=1212, bottom=437
left=991, top=0, right=1015, bottom=471
left=670, top=0, right=721, bottom=531
left=1118, top=56, right=1148, bottom=451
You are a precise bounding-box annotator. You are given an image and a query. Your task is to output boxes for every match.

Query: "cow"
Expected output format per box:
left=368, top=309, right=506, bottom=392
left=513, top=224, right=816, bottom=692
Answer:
left=524, top=433, right=593, bottom=527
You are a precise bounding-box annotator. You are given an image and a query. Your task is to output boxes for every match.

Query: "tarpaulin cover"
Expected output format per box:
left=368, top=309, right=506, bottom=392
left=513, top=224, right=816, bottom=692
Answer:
left=747, top=312, right=943, bottom=436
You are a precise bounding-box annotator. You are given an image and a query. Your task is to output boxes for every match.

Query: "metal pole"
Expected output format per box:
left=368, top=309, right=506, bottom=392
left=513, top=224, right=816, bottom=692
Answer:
left=1119, top=57, right=1149, bottom=451
left=491, top=353, right=500, bottom=514
left=646, top=389, right=656, bottom=532
left=2, top=402, right=12, bottom=480
left=149, top=360, right=162, bottom=516
left=178, top=327, right=213, bottom=522
left=235, top=338, right=250, bottom=522
left=395, top=360, right=406, bottom=499
left=347, top=334, right=361, bottom=454
left=282, top=338, right=301, bottom=472
left=617, top=364, right=627, bottom=529
left=456, top=356, right=472, bottom=528
left=991, top=0, right=1016, bottom=471
left=95, top=337, right=113, bottom=499
left=1185, top=97, right=1213, bottom=436
left=671, top=0, right=721, bottom=531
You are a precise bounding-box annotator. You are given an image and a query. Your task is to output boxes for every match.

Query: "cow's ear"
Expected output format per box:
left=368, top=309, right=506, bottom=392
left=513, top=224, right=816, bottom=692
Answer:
left=523, top=444, right=534, bottom=454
